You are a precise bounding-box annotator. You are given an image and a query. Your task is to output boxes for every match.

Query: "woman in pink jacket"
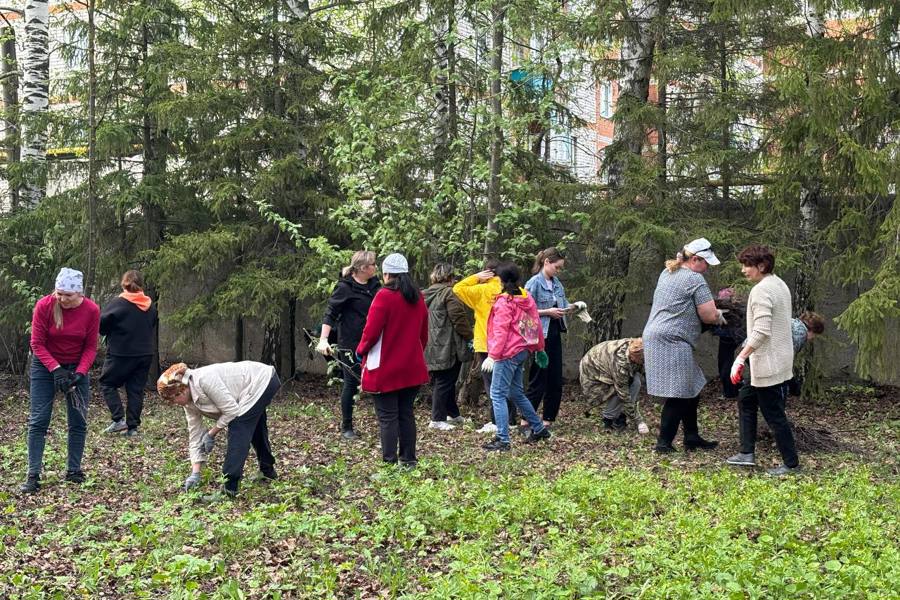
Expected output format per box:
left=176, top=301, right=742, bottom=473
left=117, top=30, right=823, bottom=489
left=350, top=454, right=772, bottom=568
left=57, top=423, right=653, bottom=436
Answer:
left=481, top=263, right=552, bottom=451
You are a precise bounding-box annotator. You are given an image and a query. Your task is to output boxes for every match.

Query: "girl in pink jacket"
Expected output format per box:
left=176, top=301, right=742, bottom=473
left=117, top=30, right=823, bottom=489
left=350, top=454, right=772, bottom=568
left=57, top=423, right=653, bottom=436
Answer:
left=481, top=263, right=551, bottom=451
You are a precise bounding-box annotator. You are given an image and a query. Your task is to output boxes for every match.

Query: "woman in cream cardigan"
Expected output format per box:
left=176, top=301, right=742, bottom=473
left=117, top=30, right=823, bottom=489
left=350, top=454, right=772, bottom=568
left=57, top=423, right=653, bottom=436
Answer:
left=157, top=361, right=280, bottom=496
left=726, top=245, right=799, bottom=476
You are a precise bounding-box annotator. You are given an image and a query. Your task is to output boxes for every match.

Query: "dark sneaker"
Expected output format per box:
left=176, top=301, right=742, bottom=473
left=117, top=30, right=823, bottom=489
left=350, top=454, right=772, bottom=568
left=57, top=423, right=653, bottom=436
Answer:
left=104, top=419, right=127, bottom=434
left=65, top=470, right=86, bottom=484
left=767, top=464, right=800, bottom=477
left=20, top=475, right=40, bottom=494
left=613, top=414, right=627, bottom=430
left=602, top=418, right=615, bottom=430
left=341, top=429, right=360, bottom=441
left=654, top=443, right=676, bottom=454
left=524, top=428, right=552, bottom=444
left=258, top=468, right=278, bottom=482
left=399, top=462, right=417, bottom=471
left=725, top=452, right=756, bottom=466
left=121, top=428, right=140, bottom=438
left=482, top=437, right=511, bottom=452
left=684, top=436, right=719, bottom=450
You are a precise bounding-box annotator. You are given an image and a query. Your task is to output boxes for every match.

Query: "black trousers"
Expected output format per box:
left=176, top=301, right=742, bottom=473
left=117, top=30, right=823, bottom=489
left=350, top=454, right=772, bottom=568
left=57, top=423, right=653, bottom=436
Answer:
left=476, top=352, right=517, bottom=424
left=337, top=349, right=361, bottom=431
left=223, top=374, right=280, bottom=493
left=657, top=396, right=704, bottom=445
left=738, top=383, right=799, bottom=467
left=99, top=354, right=153, bottom=431
left=431, top=362, right=462, bottom=421
left=526, top=320, right=563, bottom=422
left=372, top=386, right=419, bottom=465
left=717, top=338, right=740, bottom=398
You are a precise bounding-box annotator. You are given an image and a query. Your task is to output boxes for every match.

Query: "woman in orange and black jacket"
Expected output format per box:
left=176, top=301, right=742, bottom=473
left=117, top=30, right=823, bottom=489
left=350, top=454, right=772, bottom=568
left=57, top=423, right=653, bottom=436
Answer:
left=98, top=270, right=158, bottom=437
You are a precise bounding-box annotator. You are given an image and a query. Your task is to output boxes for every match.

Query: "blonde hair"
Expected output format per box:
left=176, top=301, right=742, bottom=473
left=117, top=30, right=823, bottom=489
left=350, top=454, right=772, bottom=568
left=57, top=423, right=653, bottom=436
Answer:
left=342, top=251, right=376, bottom=278
left=665, top=245, right=699, bottom=272
left=121, top=270, right=145, bottom=293
left=52, top=298, right=63, bottom=329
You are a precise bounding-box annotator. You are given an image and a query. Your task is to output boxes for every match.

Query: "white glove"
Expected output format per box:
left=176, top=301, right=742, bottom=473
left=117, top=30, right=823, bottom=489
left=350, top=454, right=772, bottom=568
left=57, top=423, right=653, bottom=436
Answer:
left=570, top=301, right=593, bottom=323
left=184, top=472, right=201, bottom=491
left=481, top=357, right=495, bottom=373
left=315, top=337, right=332, bottom=357
left=637, top=422, right=649, bottom=435
left=716, top=309, right=729, bottom=326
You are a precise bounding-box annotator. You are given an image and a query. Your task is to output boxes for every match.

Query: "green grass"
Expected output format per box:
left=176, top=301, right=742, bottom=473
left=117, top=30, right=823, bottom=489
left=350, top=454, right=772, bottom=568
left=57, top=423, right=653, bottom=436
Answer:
left=0, top=377, right=897, bottom=599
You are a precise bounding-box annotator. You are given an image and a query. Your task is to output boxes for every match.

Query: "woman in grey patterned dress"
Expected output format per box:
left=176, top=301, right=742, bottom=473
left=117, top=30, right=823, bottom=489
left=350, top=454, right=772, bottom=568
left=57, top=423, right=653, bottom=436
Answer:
left=643, top=238, right=728, bottom=453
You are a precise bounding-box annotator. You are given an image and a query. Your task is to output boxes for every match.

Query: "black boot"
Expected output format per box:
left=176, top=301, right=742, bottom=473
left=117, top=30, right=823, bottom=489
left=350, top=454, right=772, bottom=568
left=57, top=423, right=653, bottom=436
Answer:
left=682, top=396, right=718, bottom=450
left=656, top=399, right=682, bottom=452
left=613, top=414, right=627, bottom=431
left=20, top=474, right=40, bottom=494
left=602, top=417, right=615, bottom=430
left=65, top=470, right=86, bottom=484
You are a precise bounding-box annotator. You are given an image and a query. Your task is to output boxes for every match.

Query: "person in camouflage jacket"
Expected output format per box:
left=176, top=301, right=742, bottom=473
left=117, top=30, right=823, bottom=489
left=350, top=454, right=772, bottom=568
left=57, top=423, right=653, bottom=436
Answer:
left=579, top=338, right=648, bottom=433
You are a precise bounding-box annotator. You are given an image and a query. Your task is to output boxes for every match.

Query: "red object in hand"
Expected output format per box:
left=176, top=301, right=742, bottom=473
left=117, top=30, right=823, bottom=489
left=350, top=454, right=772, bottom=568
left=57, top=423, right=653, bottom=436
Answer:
left=730, top=362, right=745, bottom=385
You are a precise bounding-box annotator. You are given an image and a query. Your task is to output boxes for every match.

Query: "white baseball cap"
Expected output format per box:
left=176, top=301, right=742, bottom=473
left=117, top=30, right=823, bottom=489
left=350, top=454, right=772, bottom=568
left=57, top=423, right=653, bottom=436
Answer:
left=683, top=238, right=720, bottom=266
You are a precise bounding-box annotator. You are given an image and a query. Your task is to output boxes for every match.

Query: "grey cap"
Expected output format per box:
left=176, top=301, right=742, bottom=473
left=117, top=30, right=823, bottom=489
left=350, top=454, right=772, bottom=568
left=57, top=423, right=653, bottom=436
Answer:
left=382, top=253, right=409, bottom=274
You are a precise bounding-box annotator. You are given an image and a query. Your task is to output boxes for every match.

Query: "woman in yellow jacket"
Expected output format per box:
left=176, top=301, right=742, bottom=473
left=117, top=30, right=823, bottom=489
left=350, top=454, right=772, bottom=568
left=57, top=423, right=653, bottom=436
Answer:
left=452, top=259, right=516, bottom=429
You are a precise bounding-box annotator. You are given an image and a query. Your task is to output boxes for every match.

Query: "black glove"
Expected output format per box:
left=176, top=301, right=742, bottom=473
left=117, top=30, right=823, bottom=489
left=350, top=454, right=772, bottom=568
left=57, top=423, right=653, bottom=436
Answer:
left=52, top=367, right=72, bottom=393
left=70, top=372, right=87, bottom=389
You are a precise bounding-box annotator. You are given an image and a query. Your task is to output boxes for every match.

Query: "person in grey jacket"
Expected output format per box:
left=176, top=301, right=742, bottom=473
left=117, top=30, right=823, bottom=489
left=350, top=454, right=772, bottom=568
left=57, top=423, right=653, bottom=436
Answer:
left=423, top=264, right=474, bottom=430
left=157, top=361, right=280, bottom=496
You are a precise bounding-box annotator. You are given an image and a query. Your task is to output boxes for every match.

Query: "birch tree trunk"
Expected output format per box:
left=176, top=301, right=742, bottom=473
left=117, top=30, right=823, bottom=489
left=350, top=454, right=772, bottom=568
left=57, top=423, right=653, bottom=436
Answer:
left=484, top=1, right=505, bottom=258
left=794, top=0, right=825, bottom=314
left=85, top=0, right=98, bottom=297
left=1, top=26, right=19, bottom=211
left=594, top=0, right=666, bottom=342
left=19, top=0, right=49, bottom=206
left=606, top=0, right=661, bottom=189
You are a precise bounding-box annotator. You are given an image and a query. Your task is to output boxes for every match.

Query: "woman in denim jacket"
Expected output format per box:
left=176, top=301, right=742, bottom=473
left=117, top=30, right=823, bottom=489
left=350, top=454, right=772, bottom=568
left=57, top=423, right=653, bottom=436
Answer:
left=523, top=247, right=569, bottom=427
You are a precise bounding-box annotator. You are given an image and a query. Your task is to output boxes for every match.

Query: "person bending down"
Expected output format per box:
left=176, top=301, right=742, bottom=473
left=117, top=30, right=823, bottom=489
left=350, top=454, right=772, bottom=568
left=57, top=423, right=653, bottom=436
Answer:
left=157, top=361, right=280, bottom=497
left=580, top=338, right=649, bottom=434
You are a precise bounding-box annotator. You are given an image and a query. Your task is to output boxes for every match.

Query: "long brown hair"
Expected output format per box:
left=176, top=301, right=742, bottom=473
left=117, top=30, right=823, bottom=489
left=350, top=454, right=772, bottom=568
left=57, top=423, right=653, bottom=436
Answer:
left=532, top=247, right=565, bottom=274
left=121, top=270, right=145, bottom=293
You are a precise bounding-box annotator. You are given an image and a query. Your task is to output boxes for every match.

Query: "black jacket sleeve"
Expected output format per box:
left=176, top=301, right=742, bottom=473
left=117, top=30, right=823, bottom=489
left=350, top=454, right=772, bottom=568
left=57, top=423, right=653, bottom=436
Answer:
left=322, top=282, right=350, bottom=327
left=98, top=299, right=120, bottom=336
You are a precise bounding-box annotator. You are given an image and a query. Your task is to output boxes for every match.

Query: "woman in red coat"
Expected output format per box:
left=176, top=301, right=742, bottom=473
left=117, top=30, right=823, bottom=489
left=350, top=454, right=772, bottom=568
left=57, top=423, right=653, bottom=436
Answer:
left=356, top=253, right=429, bottom=468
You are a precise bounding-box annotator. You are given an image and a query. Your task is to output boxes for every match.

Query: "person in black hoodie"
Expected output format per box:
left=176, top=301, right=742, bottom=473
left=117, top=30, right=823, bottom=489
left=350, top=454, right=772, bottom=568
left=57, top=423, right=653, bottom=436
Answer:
left=99, top=270, right=158, bottom=437
left=316, top=251, right=381, bottom=440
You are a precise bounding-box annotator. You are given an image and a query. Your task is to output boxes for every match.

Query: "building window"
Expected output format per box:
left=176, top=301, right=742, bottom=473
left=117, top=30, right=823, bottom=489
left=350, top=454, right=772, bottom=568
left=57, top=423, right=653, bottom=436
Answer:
left=599, top=82, right=613, bottom=119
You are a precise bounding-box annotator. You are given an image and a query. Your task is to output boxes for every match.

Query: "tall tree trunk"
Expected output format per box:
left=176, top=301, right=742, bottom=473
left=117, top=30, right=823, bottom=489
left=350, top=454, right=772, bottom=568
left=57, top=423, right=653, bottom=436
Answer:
left=606, top=0, right=662, bottom=188
left=432, top=0, right=458, bottom=178
left=484, top=1, right=505, bottom=258
left=1, top=26, right=19, bottom=211
left=19, top=0, right=49, bottom=206
left=141, top=23, right=167, bottom=381
left=85, top=0, right=98, bottom=297
left=594, top=0, right=665, bottom=342
left=719, top=25, right=730, bottom=205
left=794, top=0, right=825, bottom=314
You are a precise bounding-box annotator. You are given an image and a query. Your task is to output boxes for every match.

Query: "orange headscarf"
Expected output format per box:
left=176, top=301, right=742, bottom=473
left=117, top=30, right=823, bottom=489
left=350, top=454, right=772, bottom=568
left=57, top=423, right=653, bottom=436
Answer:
left=157, top=363, right=188, bottom=400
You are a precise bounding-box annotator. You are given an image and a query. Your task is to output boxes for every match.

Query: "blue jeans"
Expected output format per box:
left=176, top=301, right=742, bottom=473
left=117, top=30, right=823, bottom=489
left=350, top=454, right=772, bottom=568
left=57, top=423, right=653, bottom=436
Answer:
left=27, top=358, right=89, bottom=476
left=490, top=351, right=545, bottom=443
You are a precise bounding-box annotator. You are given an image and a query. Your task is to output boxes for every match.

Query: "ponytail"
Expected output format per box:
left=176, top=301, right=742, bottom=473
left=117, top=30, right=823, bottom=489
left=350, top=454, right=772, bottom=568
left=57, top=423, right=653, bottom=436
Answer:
left=121, top=270, right=145, bottom=293
left=342, top=250, right=376, bottom=278
left=385, top=272, right=420, bottom=304
left=495, top=262, right=522, bottom=296
left=665, top=247, right=697, bottom=272
left=532, top=247, right=565, bottom=274
left=52, top=298, right=64, bottom=329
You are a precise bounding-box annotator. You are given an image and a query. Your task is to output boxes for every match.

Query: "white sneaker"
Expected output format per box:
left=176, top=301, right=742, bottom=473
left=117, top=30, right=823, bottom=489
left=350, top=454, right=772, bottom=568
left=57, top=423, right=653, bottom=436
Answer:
left=428, top=421, right=456, bottom=431
left=476, top=422, right=498, bottom=434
